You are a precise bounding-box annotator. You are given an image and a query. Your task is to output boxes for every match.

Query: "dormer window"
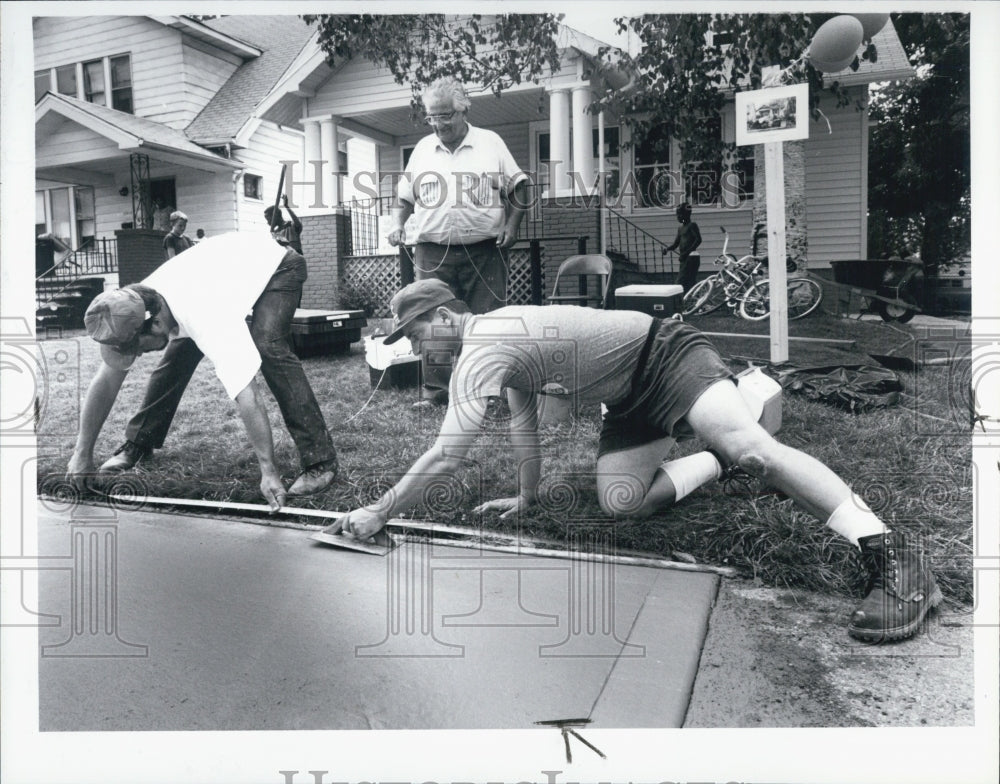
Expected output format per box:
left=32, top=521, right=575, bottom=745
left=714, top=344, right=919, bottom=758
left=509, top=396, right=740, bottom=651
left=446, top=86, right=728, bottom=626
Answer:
left=36, top=54, right=132, bottom=114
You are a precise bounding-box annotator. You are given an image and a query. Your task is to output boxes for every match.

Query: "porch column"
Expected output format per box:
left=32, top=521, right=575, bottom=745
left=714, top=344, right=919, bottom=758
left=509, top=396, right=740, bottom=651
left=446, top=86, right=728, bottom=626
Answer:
left=548, top=88, right=571, bottom=195
left=320, top=117, right=340, bottom=208
left=571, top=84, right=594, bottom=196
left=302, top=119, right=323, bottom=207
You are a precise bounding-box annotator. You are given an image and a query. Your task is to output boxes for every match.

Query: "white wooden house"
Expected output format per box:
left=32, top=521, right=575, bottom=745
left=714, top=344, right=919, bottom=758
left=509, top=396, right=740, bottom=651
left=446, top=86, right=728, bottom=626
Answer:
left=34, top=13, right=913, bottom=307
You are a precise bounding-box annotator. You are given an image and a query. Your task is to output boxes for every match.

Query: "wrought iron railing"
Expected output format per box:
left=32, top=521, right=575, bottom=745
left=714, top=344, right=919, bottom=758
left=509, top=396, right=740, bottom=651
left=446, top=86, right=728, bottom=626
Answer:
left=37, top=237, right=117, bottom=280
left=604, top=206, right=676, bottom=277
left=36, top=237, right=117, bottom=310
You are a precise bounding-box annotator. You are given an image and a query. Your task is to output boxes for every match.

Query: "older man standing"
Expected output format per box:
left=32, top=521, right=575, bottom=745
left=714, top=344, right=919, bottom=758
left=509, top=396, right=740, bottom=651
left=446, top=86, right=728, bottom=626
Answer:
left=388, top=76, right=529, bottom=403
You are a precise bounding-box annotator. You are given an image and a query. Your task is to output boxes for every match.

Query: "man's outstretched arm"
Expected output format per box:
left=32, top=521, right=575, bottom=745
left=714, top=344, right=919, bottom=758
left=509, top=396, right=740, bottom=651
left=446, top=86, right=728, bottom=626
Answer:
left=334, top=392, right=491, bottom=539
left=67, top=362, right=130, bottom=482
left=234, top=380, right=286, bottom=512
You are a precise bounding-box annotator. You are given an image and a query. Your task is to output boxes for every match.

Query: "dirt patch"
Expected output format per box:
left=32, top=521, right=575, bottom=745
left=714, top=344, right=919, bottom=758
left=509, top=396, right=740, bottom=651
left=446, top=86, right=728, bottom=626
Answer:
left=684, top=579, right=974, bottom=727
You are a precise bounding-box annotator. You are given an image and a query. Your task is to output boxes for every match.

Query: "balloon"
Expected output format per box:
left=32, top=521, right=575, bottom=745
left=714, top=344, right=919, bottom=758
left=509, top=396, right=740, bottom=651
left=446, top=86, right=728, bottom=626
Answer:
left=808, top=15, right=864, bottom=73
left=852, top=13, right=890, bottom=40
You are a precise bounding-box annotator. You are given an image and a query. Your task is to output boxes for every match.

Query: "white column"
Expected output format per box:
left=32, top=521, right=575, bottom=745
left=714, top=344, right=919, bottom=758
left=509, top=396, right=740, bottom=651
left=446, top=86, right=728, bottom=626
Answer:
left=571, top=84, right=594, bottom=196
left=548, top=88, right=571, bottom=196
left=302, top=119, right=323, bottom=208
left=320, top=117, right=340, bottom=208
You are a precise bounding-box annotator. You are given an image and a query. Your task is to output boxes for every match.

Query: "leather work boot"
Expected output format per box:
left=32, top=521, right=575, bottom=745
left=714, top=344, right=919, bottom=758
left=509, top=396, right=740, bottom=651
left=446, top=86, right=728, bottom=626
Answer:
left=287, top=457, right=338, bottom=496
left=99, top=441, right=151, bottom=473
left=848, top=531, right=943, bottom=642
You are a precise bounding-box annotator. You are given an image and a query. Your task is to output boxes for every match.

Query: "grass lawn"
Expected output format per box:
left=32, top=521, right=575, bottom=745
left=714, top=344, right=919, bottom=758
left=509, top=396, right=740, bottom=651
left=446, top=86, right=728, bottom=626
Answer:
left=35, top=307, right=974, bottom=605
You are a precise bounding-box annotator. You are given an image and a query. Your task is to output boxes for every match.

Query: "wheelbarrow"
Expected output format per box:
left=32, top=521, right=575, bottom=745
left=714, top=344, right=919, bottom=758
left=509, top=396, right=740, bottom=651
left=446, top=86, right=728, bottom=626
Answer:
left=828, top=257, right=925, bottom=323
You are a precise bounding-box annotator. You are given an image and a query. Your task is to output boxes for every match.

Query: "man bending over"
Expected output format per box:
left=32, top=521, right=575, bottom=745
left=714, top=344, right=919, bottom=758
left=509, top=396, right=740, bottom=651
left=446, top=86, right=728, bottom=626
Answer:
left=67, top=232, right=339, bottom=507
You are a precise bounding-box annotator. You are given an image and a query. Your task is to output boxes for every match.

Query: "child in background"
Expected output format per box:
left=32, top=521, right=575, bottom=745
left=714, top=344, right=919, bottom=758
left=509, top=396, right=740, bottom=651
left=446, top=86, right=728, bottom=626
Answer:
left=667, top=202, right=702, bottom=293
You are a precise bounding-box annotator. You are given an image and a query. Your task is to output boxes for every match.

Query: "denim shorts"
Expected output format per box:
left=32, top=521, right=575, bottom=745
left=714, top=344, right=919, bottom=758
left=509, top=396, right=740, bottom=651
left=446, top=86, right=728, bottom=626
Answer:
left=597, top=318, right=735, bottom=457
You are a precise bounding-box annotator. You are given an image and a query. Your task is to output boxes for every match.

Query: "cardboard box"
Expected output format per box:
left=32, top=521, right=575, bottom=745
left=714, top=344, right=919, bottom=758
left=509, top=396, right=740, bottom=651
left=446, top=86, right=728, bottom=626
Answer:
left=613, top=284, right=684, bottom=317
left=364, top=335, right=420, bottom=390
left=736, top=366, right=782, bottom=434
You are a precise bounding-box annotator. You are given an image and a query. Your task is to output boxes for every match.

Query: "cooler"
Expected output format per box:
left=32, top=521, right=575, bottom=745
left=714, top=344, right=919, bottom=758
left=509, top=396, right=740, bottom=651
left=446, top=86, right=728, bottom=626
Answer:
left=245, top=309, right=367, bottom=358
left=289, top=309, right=367, bottom=358
left=613, top=284, right=684, bottom=317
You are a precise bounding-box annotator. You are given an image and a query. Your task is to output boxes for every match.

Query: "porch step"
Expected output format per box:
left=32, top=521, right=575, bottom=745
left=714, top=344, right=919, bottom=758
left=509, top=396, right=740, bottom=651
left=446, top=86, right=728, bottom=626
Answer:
left=35, top=277, right=105, bottom=330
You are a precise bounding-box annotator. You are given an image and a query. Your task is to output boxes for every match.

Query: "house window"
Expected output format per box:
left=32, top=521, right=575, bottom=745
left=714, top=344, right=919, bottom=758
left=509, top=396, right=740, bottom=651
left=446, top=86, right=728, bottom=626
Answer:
left=244, top=174, right=264, bottom=200
left=633, top=126, right=675, bottom=208
left=83, top=59, right=106, bottom=105
left=55, top=64, right=77, bottom=97
left=534, top=125, right=622, bottom=199
left=35, top=70, right=51, bottom=102
left=110, top=55, right=133, bottom=113
left=75, top=187, right=96, bottom=246
left=593, top=126, right=621, bottom=201
left=35, top=192, right=47, bottom=238
left=44, top=55, right=133, bottom=113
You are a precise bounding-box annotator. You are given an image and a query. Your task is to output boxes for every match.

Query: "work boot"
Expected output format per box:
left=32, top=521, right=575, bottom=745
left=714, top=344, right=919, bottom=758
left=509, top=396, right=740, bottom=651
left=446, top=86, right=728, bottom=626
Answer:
left=287, top=457, right=338, bottom=496
left=99, top=441, right=151, bottom=473
left=848, top=531, right=943, bottom=642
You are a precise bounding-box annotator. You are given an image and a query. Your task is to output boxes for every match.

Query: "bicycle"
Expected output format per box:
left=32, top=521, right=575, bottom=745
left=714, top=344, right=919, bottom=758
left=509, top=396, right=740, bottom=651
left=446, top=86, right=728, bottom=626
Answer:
left=683, top=226, right=823, bottom=321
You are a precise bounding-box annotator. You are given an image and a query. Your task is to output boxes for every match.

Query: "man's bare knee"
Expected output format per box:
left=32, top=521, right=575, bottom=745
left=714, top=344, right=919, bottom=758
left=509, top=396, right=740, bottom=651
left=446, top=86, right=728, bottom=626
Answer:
left=597, top=476, right=648, bottom=518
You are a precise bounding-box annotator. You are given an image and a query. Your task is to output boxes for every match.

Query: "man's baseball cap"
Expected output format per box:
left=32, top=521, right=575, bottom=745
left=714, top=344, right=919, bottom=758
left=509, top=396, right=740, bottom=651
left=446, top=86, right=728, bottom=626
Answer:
left=383, top=279, right=460, bottom=344
left=84, top=288, right=147, bottom=369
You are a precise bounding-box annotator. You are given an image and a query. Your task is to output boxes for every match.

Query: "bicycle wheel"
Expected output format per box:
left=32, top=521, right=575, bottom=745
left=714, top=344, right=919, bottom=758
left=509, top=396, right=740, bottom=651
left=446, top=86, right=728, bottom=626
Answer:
left=739, top=281, right=771, bottom=320
left=739, top=278, right=824, bottom=321
left=683, top=277, right=723, bottom=316
left=787, top=278, right=823, bottom=319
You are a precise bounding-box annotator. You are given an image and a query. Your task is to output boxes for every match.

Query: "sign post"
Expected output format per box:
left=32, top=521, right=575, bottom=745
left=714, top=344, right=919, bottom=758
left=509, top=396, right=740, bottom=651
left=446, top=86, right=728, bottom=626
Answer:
left=735, top=79, right=809, bottom=364
left=764, top=141, right=789, bottom=363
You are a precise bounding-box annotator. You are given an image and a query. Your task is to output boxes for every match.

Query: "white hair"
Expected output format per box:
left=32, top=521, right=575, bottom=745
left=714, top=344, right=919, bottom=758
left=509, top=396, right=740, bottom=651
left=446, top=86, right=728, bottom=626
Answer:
left=422, top=77, right=471, bottom=112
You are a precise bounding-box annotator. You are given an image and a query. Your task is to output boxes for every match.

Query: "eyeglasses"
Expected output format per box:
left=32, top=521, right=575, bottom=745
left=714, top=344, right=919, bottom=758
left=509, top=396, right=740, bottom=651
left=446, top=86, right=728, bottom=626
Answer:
left=424, top=111, right=459, bottom=125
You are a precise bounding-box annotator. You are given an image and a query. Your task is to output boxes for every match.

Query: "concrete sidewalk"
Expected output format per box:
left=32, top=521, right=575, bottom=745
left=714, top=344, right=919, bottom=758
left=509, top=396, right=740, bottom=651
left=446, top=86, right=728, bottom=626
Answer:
left=37, top=503, right=718, bottom=731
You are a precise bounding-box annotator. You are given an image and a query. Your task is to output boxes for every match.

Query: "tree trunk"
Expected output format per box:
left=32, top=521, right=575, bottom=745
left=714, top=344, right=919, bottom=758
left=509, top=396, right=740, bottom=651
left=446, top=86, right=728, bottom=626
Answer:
left=753, top=140, right=808, bottom=269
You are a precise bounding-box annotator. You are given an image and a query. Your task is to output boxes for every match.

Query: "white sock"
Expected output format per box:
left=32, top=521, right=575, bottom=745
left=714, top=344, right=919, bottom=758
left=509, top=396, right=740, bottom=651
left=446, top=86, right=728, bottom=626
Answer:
left=660, top=451, right=723, bottom=503
left=826, top=494, right=889, bottom=547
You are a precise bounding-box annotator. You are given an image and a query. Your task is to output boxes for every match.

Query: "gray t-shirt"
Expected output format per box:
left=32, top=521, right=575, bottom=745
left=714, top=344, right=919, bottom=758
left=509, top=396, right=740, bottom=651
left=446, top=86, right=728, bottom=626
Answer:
left=450, top=305, right=653, bottom=407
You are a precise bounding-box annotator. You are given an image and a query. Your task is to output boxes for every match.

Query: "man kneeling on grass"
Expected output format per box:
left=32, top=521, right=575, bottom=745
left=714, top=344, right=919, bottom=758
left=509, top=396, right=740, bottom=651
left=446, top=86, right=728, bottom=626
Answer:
left=330, top=279, right=941, bottom=643
left=66, top=232, right=338, bottom=510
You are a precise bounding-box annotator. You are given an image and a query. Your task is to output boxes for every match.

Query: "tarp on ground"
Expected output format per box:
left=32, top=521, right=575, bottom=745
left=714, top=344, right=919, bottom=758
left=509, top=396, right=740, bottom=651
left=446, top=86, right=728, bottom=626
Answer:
left=774, top=362, right=903, bottom=413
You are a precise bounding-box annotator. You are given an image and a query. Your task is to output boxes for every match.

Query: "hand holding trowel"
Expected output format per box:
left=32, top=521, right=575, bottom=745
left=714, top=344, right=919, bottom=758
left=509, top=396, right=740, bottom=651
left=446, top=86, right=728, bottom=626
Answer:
left=310, top=506, right=395, bottom=555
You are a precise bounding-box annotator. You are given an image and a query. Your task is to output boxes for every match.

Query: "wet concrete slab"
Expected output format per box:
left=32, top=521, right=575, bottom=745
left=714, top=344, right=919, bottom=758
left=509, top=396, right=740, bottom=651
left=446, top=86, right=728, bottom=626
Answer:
left=37, top=504, right=717, bottom=731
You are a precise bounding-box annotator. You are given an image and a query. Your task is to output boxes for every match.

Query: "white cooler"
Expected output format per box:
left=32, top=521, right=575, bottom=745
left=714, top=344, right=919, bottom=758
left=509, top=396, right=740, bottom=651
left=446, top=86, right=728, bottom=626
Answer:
left=614, top=284, right=684, bottom=317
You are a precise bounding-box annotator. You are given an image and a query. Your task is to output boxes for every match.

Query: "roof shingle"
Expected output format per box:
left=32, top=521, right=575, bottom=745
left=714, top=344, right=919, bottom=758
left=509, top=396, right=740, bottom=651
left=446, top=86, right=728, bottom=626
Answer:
left=185, top=15, right=315, bottom=144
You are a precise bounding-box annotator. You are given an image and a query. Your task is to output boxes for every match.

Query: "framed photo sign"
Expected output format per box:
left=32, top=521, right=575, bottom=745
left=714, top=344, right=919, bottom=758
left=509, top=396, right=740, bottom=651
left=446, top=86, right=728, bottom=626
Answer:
left=735, top=83, right=809, bottom=146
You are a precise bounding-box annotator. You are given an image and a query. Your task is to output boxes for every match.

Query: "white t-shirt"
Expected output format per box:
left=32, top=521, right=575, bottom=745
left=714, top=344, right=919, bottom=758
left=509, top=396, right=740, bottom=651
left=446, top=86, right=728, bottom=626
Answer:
left=143, top=232, right=287, bottom=399
left=396, top=125, right=528, bottom=244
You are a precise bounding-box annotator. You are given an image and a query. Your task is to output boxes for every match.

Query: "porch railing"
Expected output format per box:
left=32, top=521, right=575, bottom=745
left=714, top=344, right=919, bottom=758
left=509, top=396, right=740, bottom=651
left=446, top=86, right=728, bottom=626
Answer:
left=604, top=206, right=675, bottom=278
left=343, top=182, right=552, bottom=254
left=37, top=237, right=118, bottom=280
left=36, top=237, right=117, bottom=310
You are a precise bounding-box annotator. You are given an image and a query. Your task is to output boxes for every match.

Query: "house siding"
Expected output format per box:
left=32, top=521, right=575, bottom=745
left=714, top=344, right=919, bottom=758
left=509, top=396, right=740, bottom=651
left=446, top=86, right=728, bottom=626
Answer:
left=36, top=121, right=122, bottom=168
left=805, top=89, right=868, bottom=263
left=234, top=121, right=305, bottom=230
left=34, top=15, right=244, bottom=131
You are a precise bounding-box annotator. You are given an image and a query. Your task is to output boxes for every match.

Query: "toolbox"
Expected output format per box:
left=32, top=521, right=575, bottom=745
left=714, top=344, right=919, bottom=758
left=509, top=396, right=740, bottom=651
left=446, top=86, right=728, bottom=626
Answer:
left=613, top=284, right=684, bottom=317
left=290, top=309, right=367, bottom=357
left=247, top=309, right=367, bottom=358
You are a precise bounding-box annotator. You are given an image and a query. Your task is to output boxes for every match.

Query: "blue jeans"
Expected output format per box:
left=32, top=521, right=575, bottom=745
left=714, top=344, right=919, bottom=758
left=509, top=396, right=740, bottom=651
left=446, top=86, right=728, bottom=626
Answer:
left=125, top=250, right=336, bottom=470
